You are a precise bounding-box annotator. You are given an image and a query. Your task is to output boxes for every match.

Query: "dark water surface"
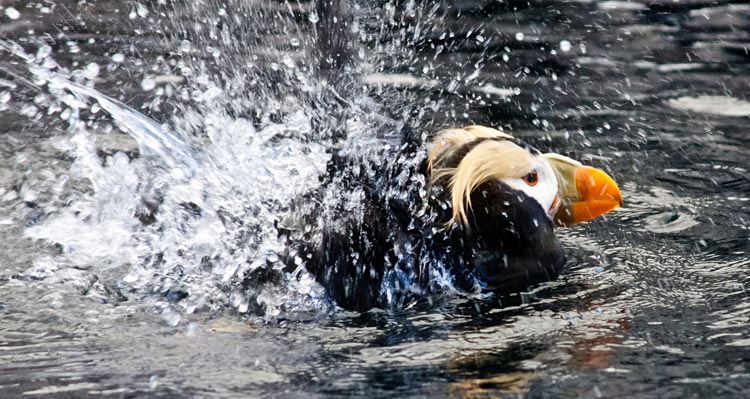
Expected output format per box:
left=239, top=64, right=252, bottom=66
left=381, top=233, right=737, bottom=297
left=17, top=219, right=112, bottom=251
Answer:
left=1, top=0, right=750, bottom=397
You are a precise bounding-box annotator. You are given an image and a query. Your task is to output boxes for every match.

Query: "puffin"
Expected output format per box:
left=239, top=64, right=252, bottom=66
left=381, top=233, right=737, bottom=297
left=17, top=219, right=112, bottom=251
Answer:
left=282, top=125, right=622, bottom=311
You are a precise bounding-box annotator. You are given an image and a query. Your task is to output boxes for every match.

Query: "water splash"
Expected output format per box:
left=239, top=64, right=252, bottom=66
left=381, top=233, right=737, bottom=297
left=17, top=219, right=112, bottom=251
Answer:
left=1, top=38, right=344, bottom=319
left=0, top=0, right=485, bottom=319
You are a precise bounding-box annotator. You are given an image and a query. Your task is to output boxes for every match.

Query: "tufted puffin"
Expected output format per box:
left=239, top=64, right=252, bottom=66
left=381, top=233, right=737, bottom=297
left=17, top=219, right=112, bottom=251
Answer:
left=282, top=125, right=622, bottom=311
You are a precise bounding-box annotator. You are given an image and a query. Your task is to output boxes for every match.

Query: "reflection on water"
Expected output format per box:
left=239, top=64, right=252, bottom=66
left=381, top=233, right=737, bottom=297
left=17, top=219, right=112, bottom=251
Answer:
left=2, top=0, right=750, bottom=397
left=667, top=95, right=750, bottom=117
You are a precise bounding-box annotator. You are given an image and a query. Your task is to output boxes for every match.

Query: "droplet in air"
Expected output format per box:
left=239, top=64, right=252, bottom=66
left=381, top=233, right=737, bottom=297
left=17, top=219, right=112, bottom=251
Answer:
left=308, top=12, right=319, bottom=23
left=4, top=7, right=20, bottom=20
left=289, top=38, right=300, bottom=47
left=179, top=40, right=192, bottom=53
left=111, top=53, right=125, bottom=63
left=149, top=375, right=159, bottom=389
left=85, top=62, right=100, bottom=78
left=66, top=41, right=80, bottom=54
left=282, top=54, right=295, bottom=68
left=515, top=32, right=525, bottom=41
left=136, top=3, right=149, bottom=18
left=559, top=40, right=572, bottom=52
left=141, top=78, right=156, bottom=91
left=36, top=45, right=52, bottom=60
left=20, top=104, right=39, bottom=117
left=0, top=91, right=11, bottom=104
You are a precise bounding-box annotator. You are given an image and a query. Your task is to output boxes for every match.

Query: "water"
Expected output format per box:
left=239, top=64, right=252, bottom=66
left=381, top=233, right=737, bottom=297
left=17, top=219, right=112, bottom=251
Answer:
left=1, top=0, right=750, bottom=397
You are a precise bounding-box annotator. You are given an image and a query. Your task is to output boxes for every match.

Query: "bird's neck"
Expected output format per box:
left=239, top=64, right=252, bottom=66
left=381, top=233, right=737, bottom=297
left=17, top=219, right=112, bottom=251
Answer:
left=420, top=179, right=565, bottom=294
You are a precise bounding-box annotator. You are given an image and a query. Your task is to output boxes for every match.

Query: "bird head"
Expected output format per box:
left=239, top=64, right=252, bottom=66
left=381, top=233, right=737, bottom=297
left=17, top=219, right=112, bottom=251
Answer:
left=428, top=125, right=622, bottom=230
left=425, top=125, right=622, bottom=293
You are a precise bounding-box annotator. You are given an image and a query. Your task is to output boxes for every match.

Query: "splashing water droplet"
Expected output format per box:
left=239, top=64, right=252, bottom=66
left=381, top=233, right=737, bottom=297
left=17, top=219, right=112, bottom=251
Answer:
left=85, top=62, right=100, bottom=78
left=66, top=41, right=80, bottom=54
left=282, top=55, right=295, bottom=68
left=308, top=12, right=319, bottom=23
left=36, top=45, right=52, bottom=60
left=0, top=91, right=11, bottom=104
left=20, top=104, right=39, bottom=117
left=290, top=38, right=300, bottom=47
left=141, top=78, right=156, bottom=91
left=59, top=108, right=71, bottom=120
left=179, top=40, right=192, bottom=53
left=559, top=40, right=572, bottom=52
left=136, top=3, right=149, bottom=18
left=4, top=7, right=20, bottom=20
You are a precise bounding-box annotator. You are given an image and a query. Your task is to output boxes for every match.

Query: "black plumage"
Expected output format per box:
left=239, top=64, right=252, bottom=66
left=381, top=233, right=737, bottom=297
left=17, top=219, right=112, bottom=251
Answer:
left=281, top=127, right=565, bottom=311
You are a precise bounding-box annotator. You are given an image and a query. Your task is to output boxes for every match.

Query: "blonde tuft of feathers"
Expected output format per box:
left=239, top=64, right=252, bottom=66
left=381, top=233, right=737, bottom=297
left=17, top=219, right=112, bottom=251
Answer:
left=427, top=126, right=533, bottom=227
left=427, top=125, right=513, bottom=172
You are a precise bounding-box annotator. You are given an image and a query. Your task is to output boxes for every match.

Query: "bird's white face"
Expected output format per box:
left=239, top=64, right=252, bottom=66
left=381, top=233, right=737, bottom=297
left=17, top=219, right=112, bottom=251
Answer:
left=498, top=156, right=561, bottom=220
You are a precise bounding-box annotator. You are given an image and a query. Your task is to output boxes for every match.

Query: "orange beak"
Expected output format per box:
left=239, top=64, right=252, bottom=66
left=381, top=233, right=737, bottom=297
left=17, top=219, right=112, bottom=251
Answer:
left=543, top=154, right=623, bottom=227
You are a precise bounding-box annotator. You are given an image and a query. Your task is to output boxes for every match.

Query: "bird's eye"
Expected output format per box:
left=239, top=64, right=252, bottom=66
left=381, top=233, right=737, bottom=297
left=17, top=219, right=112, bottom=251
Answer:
left=522, top=171, right=539, bottom=186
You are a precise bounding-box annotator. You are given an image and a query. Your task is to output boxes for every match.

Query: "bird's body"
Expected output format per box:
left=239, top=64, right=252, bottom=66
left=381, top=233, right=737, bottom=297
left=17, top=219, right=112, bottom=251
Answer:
left=280, top=125, right=621, bottom=311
